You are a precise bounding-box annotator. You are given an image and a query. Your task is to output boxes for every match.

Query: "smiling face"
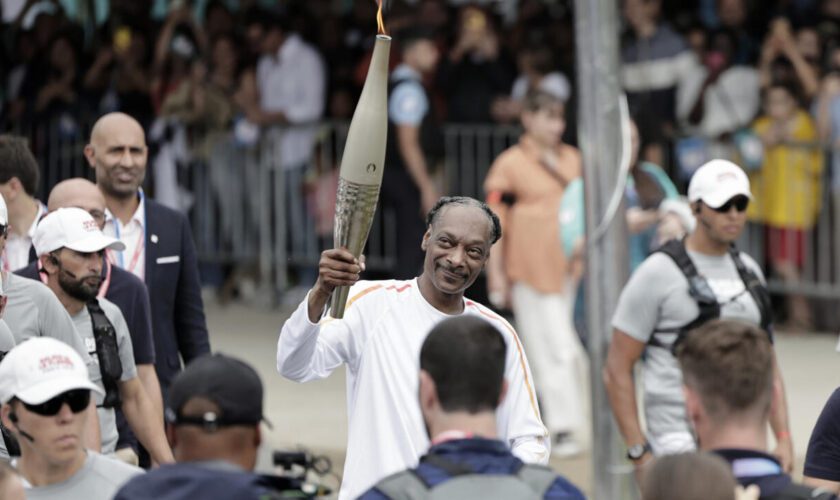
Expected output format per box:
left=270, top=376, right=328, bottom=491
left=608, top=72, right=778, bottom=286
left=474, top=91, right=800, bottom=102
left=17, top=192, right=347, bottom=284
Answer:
left=85, top=113, right=148, bottom=200
left=420, top=205, right=493, bottom=300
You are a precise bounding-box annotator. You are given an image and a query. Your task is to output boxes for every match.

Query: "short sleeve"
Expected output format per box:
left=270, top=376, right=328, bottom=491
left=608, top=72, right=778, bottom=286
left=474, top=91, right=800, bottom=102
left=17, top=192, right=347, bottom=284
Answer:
left=611, top=254, right=672, bottom=342
left=103, top=300, right=138, bottom=381
left=805, top=388, right=840, bottom=481
left=389, top=81, right=428, bottom=126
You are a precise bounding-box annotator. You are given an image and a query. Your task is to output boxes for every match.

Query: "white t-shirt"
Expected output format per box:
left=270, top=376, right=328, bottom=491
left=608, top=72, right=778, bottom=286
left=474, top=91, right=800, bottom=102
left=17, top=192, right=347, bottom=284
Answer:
left=277, top=278, right=549, bottom=500
left=21, top=451, right=142, bottom=499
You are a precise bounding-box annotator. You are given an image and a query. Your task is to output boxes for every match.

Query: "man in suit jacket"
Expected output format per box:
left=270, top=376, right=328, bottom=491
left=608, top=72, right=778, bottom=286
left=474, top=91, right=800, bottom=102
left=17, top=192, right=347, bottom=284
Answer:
left=84, top=112, right=210, bottom=397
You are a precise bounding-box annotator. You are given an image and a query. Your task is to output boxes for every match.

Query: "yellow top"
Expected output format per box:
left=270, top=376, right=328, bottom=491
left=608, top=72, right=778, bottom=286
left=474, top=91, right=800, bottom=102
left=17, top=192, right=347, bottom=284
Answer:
left=748, top=111, right=823, bottom=229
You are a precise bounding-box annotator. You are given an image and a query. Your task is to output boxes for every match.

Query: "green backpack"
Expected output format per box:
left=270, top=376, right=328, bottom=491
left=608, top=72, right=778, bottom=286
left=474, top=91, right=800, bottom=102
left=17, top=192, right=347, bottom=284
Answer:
left=372, top=454, right=558, bottom=500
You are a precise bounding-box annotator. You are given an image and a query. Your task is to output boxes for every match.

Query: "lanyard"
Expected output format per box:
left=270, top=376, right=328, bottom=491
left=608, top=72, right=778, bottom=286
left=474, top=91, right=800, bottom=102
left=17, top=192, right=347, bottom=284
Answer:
left=111, top=192, right=146, bottom=278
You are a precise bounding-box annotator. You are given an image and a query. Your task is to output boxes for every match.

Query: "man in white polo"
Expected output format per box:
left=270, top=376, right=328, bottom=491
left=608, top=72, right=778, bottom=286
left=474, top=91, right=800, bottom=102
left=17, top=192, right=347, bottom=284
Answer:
left=32, top=208, right=173, bottom=464
left=0, top=337, right=142, bottom=498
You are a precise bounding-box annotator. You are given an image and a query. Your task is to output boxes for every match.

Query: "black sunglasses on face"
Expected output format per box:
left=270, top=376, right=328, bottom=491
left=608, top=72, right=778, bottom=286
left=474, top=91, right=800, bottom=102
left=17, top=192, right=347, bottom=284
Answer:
left=22, top=389, right=91, bottom=416
left=0, top=224, right=7, bottom=237
left=711, top=196, right=749, bottom=213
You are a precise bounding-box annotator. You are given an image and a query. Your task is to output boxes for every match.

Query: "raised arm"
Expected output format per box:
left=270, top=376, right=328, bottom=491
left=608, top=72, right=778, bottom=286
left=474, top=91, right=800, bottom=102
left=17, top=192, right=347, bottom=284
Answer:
left=277, top=249, right=365, bottom=382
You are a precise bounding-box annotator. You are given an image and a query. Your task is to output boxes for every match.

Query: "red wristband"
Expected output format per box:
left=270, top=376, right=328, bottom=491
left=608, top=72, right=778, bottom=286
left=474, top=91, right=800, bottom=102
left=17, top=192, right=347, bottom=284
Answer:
left=776, top=430, right=790, bottom=441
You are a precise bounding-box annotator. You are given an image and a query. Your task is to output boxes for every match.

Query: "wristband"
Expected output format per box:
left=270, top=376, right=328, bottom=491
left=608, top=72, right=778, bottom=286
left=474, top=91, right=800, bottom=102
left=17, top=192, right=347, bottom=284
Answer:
left=776, top=430, right=790, bottom=441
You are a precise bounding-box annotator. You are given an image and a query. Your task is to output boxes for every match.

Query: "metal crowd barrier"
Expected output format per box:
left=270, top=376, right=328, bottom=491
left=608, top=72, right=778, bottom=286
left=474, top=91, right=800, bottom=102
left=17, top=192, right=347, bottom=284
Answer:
left=15, top=119, right=840, bottom=315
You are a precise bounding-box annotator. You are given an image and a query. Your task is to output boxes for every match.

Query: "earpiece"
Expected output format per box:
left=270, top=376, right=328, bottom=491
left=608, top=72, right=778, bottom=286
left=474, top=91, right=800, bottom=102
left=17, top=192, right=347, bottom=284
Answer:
left=8, top=412, right=35, bottom=442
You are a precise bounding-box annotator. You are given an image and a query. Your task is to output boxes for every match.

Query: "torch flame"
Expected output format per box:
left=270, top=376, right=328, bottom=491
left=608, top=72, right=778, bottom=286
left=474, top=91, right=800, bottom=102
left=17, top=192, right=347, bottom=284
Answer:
left=376, top=0, right=386, bottom=35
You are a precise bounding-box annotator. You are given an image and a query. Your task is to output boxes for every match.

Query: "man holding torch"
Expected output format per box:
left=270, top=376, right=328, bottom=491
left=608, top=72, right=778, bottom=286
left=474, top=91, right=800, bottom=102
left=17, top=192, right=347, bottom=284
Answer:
left=276, top=196, right=549, bottom=500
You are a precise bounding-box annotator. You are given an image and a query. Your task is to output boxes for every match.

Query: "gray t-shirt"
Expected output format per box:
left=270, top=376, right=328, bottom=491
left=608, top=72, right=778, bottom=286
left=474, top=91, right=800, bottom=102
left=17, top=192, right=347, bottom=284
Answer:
left=72, top=298, right=138, bottom=455
left=0, top=319, right=13, bottom=459
left=612, top=250, right=766, bottom=440
left=22, top=451, right=143, bottom=499
left=3, top=273, right=92, bottom=363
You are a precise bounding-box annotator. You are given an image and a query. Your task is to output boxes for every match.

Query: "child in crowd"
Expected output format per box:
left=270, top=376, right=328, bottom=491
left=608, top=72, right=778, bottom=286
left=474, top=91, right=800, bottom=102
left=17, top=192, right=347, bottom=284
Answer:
left=749, top=81, right=823, bottom=330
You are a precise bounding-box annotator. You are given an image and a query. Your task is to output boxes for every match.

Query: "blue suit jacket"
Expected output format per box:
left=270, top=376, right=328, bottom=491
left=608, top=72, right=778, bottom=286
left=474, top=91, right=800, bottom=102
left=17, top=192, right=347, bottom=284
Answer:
left=143, top=199, right=210, bottom=392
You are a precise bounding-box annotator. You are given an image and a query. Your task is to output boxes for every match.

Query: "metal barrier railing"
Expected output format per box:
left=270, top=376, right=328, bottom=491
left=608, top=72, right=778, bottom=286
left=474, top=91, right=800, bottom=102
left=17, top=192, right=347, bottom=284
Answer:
left=13, top=118, right=840, bottom=308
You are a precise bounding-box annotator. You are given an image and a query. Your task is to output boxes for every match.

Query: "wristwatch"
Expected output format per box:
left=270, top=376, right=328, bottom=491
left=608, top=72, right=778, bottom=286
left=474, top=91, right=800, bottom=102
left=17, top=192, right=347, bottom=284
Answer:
left=626, top=442, right=652, bottom=461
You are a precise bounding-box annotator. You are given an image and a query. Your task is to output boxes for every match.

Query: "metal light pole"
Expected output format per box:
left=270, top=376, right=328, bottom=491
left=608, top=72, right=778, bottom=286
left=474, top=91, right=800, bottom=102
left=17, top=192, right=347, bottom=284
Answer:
left=573, top=0, right=635, bottom=498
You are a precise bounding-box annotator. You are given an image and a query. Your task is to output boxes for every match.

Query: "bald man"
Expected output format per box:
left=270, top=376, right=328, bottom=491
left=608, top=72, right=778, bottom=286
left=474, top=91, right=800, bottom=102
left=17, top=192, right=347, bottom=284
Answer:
left=83, top=112, right=209, bottom=402
left=16, top=178, right=162, bottom=464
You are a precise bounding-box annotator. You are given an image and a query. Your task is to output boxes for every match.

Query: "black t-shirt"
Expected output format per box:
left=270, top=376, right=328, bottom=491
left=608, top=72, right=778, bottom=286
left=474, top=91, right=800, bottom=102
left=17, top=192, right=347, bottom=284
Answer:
left=805, top=387, right=840, bottom=481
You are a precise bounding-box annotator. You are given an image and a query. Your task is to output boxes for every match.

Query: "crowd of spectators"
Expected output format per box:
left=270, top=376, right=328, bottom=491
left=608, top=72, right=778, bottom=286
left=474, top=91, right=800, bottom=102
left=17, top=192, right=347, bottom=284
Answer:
left=2, top=0, right=840, bottom=321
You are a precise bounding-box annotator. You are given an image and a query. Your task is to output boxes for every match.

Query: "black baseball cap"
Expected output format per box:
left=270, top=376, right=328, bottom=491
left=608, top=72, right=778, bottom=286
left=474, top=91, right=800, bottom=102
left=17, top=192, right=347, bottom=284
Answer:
left=166, top=353, right=271, bottom=430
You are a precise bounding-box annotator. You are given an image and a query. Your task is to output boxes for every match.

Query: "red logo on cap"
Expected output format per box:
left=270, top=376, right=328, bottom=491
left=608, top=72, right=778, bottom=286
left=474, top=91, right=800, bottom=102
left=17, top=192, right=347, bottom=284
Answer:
left=39, top=355, right=74, bottom=372
left=83, top=220, right=98, bottom=232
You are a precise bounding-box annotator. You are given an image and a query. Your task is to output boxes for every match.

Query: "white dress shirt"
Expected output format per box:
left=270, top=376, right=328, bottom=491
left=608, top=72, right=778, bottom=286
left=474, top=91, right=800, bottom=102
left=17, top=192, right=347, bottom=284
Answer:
left=257, top=33, right=326, bottom=169
left=2, top=201, right=45, bottom=272
left=104, top=193, right=146, bottom=281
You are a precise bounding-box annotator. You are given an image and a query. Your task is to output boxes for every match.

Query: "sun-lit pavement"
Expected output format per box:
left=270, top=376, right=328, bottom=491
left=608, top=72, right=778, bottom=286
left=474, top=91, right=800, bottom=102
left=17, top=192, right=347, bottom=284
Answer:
left=205, top=297, right=840, bottom=497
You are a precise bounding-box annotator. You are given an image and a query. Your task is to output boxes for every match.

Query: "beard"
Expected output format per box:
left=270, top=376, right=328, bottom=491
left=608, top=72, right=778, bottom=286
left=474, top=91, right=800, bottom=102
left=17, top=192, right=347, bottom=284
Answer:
left=58, top=269, right=102, bottom=302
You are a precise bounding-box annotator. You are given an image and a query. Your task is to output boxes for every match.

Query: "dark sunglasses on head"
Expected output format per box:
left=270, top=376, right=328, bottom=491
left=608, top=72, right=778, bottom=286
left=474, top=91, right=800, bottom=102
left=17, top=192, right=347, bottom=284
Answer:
left=22, top=389, right=91, bottom=416
left=711, top=196, right=749, bottom=213
left=0, top=224, right=7, bottom=237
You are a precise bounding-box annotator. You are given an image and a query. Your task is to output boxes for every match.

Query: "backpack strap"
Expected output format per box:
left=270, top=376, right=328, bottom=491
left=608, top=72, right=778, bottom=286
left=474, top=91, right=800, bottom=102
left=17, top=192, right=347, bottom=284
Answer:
left=515, top=464, right=560, bottom=497
left=728, top=245, right=774, bottom=336
left=650, top=239, right=721, bottom=352
left=87, top=300, right=123, bottom=409
left=373, top=470, right=431, bottom=500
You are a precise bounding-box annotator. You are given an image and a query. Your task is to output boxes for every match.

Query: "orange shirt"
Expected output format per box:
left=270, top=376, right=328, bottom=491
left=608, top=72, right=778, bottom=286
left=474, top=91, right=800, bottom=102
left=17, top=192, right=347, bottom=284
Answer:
left=484, top=136, right=582, bottom=293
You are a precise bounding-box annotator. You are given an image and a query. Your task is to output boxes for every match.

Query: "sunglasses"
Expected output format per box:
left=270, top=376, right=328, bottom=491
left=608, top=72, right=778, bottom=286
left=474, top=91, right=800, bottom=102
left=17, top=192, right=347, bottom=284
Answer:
left=711, top=196, right=749, bottom=213
left=22, top=389, right=91, bottom=416
left=0, top=224, right=7, bottom=237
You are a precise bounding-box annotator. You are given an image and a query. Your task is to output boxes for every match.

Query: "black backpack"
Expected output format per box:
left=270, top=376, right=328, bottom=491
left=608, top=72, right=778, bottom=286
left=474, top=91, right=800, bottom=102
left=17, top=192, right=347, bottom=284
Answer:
left=648, top=239, right=773, bottom=353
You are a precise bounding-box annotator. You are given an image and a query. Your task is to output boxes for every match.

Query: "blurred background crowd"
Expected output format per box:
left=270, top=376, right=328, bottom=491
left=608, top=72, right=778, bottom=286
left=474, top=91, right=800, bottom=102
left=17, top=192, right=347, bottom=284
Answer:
left=1, top=0, right=840, bottom=330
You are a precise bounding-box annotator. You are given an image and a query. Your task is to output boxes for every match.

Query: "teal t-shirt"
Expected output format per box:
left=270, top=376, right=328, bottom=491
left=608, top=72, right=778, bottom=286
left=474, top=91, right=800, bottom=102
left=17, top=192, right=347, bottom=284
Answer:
left=559, top=162, right=679, bottom=270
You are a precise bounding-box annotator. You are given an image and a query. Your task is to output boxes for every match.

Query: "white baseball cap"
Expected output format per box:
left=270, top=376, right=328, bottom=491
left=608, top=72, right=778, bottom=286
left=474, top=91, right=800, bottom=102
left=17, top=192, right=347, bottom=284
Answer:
left=688, top=159, right=752, bottom=209
left=0, top=192, right=8, bottom=226
left=0, top=337, right=103, bottom=405
left=32, top=207, right=125, bottom=256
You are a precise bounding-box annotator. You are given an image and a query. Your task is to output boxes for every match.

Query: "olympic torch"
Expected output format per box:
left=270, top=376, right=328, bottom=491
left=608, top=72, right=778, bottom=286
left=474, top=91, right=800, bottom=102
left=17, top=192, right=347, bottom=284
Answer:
left=330, top=10, right=391, bottom=318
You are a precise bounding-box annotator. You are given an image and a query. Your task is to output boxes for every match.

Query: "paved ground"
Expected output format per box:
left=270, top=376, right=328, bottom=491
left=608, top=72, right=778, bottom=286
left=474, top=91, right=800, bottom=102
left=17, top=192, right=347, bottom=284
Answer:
left=205, top=298, right=840, bottom=497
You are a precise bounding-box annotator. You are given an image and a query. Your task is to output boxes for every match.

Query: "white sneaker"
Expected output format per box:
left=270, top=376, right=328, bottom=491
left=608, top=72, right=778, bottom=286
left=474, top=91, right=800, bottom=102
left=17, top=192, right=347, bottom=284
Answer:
left=551, top=433, right=583, bottom=458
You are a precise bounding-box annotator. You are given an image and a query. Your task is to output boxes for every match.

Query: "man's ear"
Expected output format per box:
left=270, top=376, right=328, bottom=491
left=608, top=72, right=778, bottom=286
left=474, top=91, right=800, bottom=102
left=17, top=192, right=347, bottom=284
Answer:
left=497, top=379, right=509, bottom=408
left=83, top=144, right=96, bottom=168
left=418, top=370, right=438, bottom=413
left=0, top=403, right=12, bottom=430
left=2, top=177, right=22, bottom=202
left=254, top=425, right=262, bottom=448
left=421, top=229, right=431, bottom=252
left=165, top=423, right=177, bottom=449
left=40, top=254, right=58, bottom=275
left=683, top=385, right=702, bottom=426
